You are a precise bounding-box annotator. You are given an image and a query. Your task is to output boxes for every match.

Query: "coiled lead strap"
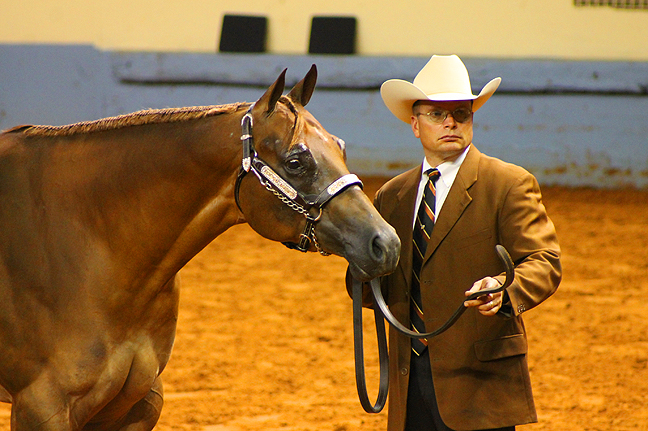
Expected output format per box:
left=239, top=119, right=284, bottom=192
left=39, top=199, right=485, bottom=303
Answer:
left=353, top=276, right=389, bottom=413
left=372, top=245, right=514, bottom=339
left=352, top=245, right=515, bottom=413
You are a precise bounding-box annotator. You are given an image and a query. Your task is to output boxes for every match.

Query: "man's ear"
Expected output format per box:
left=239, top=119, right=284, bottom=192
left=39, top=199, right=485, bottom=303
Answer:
left=411, top=114, right=421, bottom=138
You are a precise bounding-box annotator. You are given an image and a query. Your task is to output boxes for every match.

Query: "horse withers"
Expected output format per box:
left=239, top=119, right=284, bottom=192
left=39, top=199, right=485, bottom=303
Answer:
left=0, top=66, right=400, bottom=431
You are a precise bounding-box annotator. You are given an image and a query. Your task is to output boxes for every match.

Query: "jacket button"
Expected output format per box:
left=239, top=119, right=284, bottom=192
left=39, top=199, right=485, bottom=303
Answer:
left=517, top=304, right=526, bottom=313
left=400, top=367, right=408, bottom=376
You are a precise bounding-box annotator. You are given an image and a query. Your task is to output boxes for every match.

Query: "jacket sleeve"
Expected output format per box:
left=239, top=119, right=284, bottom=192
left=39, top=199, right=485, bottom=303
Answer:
left=495, top=171, right=562, bottom=316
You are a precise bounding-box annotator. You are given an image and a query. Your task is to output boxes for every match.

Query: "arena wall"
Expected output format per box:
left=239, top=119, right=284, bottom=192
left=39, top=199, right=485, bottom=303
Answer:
left=1, top=44, right=647, bottom=188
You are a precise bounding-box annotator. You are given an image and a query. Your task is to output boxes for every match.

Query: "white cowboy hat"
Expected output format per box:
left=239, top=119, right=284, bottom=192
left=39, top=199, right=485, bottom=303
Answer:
left=380, top=54, right=502, bottom=123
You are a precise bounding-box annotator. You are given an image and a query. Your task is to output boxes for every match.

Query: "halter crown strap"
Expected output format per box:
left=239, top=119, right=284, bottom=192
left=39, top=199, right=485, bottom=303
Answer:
left=240, top=108, right=254, bottom=172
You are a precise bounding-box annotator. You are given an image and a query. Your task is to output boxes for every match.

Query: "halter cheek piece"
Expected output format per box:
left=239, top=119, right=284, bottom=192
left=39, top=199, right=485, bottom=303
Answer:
left=234, top=104, right=363, bottom=255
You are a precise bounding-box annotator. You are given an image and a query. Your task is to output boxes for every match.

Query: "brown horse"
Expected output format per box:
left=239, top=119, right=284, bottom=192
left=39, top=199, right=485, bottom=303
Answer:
left=0, top=66, right=400, bottom=431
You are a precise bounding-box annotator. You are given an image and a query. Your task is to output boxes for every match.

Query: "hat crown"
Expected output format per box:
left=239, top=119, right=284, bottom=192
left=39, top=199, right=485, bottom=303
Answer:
left=413, top=55, right=473, bottom=97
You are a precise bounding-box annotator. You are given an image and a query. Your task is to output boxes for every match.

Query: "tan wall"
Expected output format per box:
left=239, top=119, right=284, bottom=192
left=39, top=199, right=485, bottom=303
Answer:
left=3, top=0, right=647, bottom=60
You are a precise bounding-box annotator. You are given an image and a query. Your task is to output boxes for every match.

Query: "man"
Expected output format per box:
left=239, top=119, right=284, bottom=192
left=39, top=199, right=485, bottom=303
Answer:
left=348, top=55, right=561, bottom=431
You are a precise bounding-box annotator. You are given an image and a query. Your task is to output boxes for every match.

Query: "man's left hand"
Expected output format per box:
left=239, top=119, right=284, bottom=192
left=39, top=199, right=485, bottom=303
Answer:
left=464, top=277, right=503, bottom=316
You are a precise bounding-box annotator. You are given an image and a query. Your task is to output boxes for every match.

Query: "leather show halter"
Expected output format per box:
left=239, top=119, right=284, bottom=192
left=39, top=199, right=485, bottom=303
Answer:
left=234, top=104, right=363, bottom=255
left=353, top=244, right=515, bottom=413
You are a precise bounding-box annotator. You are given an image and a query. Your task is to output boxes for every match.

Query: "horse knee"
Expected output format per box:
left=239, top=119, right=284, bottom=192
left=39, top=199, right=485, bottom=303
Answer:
left=11, top=381, right=74, bottom=431
left=116, top=379, right=164, bottom=431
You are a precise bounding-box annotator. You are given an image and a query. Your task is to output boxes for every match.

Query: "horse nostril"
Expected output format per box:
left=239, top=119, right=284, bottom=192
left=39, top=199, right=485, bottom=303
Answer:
left=370, top=234, right=387, bottom=263
left=368, top=227, right=400, bottom=274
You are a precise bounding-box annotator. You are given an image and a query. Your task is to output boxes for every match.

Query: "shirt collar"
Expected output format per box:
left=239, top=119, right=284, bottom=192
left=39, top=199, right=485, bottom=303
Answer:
left=421, top=145, right=470, bottom=188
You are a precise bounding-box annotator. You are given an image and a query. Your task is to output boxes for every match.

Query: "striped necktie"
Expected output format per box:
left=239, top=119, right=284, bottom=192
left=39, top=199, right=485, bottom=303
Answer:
left=411, top=168, right=440, bottom=355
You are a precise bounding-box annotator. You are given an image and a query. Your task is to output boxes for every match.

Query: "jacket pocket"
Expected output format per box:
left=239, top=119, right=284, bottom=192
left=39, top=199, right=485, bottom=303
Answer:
left=454, top=227, right=492, bottom=250
left=474, top=334, right=528, bottom=362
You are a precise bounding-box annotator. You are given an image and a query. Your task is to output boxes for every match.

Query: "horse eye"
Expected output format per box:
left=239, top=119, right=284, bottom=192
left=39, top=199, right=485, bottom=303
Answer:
left=284, top=144, right=313, bottom=175
left=285, top=157, right=303, bottom=172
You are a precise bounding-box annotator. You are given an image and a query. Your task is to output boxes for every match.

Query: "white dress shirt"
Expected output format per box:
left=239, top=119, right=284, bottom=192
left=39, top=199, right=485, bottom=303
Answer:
left=412, top=145, right=470, bottom=229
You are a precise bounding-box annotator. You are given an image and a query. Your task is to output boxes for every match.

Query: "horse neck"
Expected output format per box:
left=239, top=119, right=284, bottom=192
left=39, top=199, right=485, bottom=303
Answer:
left=59, top=114, right=244, bottom=282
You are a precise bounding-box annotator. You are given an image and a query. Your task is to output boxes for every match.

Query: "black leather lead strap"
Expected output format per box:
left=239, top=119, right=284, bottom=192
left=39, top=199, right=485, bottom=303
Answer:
left=353, top=276, right=389, bottom=413
left=352, top=245, right=515, bottom=413
left=373, top=244, right=514, bottom=340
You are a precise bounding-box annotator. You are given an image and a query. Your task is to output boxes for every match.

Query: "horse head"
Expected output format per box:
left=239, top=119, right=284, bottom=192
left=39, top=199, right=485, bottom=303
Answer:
left=236, top=65, right=400, bottom=281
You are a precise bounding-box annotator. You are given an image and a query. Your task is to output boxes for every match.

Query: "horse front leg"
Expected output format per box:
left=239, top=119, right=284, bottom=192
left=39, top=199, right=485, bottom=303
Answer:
left=81, top=377, right=164, bottom=431
left=10, top=376, right=77, bottom=431
left=109, top=378, right=163, bottom=431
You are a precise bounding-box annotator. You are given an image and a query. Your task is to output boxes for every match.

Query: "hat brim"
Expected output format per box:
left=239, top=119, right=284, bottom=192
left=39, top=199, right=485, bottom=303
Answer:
left=381, top=77, right=501, bottom=123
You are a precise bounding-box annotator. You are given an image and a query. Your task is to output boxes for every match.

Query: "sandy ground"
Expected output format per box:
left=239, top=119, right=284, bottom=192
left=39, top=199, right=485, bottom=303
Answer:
left=1, top=178, right=647, bottom=431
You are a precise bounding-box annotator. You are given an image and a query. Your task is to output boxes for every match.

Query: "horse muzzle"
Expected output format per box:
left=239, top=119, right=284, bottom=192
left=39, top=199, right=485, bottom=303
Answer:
left=346, top=223, right=400, bottom=282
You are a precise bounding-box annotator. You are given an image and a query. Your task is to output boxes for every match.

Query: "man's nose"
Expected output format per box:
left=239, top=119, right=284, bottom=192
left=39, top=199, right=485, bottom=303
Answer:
left=443, top=113, right=458, bottom=127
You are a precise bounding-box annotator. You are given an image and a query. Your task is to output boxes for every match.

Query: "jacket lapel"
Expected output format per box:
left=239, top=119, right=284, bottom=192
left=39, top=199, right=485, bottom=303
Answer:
left=425, top=145, right=481, bottom=261
left=389, top=168, right=420, bottom=286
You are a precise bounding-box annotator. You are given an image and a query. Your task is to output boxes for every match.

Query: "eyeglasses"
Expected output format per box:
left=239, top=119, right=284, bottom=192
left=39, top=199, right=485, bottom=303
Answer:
left=416, top=107, right=473, bottom=124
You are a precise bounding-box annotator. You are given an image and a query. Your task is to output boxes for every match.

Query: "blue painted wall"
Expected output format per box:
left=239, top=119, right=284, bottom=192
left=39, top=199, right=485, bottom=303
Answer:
left=2, top=44, right=647, bottom=188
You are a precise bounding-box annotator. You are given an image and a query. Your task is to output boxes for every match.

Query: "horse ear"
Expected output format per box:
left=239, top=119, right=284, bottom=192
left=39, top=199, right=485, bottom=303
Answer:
left=287, top=64, right=317, bottom=107
left=255, top=68, right=287, bottom=115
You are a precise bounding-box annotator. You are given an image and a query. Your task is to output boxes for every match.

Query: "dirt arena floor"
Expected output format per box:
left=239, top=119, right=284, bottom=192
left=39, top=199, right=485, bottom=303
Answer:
left=1, top=177, right=647, bottom=431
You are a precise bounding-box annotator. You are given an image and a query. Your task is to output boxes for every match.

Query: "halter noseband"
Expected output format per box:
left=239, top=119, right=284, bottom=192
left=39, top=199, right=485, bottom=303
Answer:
left=234, top=104, right=363, bottom=255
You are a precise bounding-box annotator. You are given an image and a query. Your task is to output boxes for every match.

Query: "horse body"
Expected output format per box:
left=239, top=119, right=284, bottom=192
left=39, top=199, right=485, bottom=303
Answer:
left=0, top=67, right=400, bottom=430
left=0, top=109, right=243, bottom=430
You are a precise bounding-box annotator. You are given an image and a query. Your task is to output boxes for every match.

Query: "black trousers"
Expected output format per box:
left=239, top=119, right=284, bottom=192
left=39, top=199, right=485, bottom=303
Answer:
left=405, top=350, right=515, bottom=431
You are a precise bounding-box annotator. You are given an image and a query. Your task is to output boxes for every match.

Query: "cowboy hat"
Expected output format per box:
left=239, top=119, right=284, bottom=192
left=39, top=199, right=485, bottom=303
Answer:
left=380, top=54, right=501, bottom=123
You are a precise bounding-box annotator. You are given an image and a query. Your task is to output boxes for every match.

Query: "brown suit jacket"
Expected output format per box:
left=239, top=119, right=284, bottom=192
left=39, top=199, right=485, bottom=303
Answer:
left=349, top=145, right=561, bottom=431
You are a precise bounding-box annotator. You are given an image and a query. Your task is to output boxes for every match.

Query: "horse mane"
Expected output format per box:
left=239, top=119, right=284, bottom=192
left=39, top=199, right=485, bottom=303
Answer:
left=6, top=102, right=250, bottom=137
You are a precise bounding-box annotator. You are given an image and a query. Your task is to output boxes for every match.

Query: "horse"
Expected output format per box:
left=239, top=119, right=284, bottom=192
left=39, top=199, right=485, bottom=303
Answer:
left=0, top=65, right=401, bottom=431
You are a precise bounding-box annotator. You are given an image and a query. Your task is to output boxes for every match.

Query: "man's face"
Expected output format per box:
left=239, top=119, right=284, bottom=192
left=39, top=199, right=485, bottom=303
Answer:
left=411, top=100, right=474, bottom=165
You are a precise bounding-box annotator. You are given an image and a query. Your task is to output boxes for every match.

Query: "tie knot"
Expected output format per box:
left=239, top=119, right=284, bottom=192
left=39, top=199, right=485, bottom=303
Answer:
left=426, top=168, right=440, bottom=182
